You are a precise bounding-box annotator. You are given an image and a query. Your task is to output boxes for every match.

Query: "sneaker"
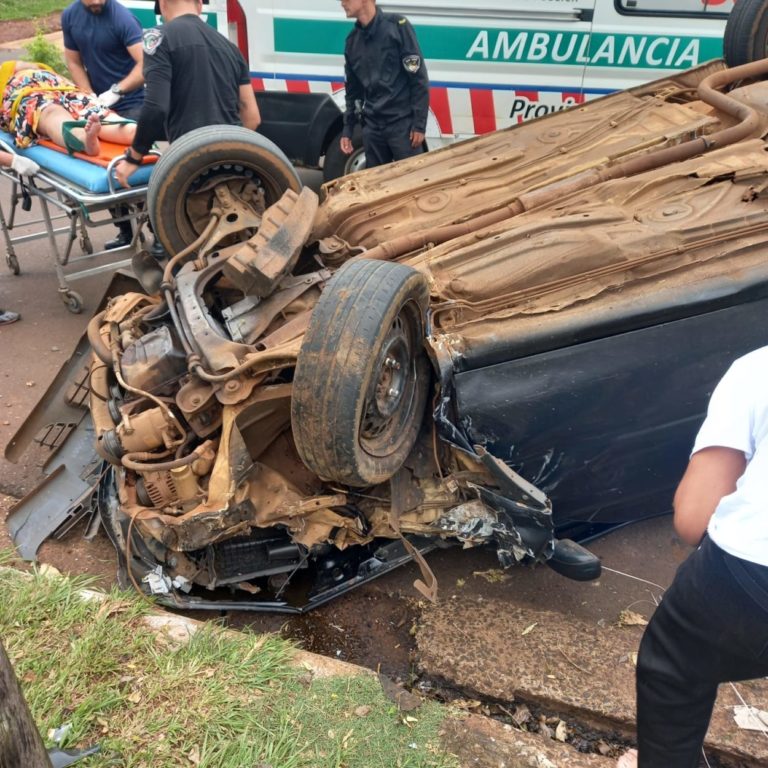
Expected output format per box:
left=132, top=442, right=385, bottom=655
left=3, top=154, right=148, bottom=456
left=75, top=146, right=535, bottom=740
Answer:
left=0, top=309, right=20, bottom=325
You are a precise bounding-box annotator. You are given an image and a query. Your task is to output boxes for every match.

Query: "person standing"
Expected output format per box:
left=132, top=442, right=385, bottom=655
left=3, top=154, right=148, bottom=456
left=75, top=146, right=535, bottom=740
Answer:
left=339, top=0, right=429, bottom=170
left=618, top=345, right=768, bottom=768
left=62, top=0, right=145, bottom=250
left=113, top=0, right=260, bottom=189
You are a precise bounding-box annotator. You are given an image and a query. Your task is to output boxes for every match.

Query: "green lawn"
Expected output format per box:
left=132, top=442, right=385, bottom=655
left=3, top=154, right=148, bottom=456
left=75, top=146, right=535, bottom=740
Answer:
left=0, top=0, right=67, bottom=22
left=0, top=555, right=461, bottom=768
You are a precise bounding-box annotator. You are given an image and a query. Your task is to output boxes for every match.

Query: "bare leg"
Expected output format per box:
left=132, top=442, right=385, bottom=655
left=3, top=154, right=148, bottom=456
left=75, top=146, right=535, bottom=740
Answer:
left=36, top=105, right=101, bottom=155
left=99, top=121, right=137, bottom=147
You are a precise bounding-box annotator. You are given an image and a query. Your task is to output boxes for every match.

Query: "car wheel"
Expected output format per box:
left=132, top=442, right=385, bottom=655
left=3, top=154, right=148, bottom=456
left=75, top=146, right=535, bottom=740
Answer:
left=291, top=259, right=431, bottom=487
left=147, top=125, right=302, bottom=255
left=323, top=129, right=366, bottom=182
left=723, top=0, right=768, bottom=67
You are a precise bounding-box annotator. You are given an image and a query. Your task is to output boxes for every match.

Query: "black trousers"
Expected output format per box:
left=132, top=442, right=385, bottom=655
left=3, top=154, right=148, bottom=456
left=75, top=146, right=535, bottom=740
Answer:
left=362, top=115, right=424, bottom=168
left=636, top=536, right=768, bottom=767
left=110, top=103, right=143, bottom=236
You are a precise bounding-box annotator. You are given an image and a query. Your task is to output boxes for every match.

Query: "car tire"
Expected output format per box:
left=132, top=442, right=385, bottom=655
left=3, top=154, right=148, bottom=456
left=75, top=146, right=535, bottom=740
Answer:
left=723, top=0, right=768, bottom=67
left=147, top=125, right=301, bottom=255
left=323, top=129, right=366, bottom=182
left=291, top=259, right=431, bottom=487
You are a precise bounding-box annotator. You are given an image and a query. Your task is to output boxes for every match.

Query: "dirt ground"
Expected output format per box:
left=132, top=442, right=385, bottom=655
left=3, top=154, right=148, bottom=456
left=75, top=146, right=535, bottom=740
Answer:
left=0, top=12, right=62, bottom=46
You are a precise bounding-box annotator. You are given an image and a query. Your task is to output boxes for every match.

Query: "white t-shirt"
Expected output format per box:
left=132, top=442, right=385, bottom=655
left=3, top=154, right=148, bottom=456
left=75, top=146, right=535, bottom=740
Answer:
left=694, top=345, right=768, bottom=566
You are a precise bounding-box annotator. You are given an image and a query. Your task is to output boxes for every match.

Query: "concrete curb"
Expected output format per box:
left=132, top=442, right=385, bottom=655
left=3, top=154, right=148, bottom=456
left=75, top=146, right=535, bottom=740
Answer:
left=0, top=563, right=624, bottom=766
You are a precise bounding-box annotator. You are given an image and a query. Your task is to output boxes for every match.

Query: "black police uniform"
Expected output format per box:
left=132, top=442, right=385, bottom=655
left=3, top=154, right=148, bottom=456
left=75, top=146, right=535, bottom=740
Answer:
left=342, top=10, right=429, bottom=168
left=131, top=13, right=251, bottom=155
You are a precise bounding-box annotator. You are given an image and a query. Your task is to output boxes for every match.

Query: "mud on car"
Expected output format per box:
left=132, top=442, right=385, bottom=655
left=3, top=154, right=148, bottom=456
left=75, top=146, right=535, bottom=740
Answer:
left=9, top=4, right=768, bottom=611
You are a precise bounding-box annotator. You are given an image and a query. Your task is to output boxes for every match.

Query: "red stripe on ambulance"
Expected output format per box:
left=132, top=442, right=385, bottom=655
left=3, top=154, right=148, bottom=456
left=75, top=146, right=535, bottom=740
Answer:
left=429, top=87, right=453, bottom=136
left=470, top=89, right=496, bottom=134
left=286, top=80, right=311, bottom=93
left=514, top=91, right=539, bottom=124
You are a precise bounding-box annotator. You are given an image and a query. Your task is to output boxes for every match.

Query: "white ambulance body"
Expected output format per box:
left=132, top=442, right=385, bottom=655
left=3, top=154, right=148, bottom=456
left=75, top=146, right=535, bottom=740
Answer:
left=121, top=0, right=735, bottom=178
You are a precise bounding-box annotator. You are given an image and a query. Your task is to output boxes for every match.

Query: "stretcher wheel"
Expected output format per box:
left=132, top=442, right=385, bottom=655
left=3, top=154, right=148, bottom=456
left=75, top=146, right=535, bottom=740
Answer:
left=5, top=252, right=19, bottom=276
left=79, top=236, right=93, bottom=255
left=147, top=125, right=302, bottom=255
left=62, top=290, right=83, bottom=314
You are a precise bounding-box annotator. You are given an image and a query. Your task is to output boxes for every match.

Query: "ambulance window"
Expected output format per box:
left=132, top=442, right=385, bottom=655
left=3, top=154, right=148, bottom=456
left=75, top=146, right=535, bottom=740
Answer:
left=616, top=0, right=732, bottom=16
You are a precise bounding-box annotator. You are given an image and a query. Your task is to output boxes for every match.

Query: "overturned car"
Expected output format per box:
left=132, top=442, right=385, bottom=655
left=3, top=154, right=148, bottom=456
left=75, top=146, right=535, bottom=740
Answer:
left=10, top=28, right=768, bottom=610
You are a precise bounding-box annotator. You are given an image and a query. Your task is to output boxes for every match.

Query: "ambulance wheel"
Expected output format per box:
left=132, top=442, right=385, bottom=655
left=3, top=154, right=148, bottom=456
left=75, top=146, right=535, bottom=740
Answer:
left=63, top=290, right=83, bottom=314
left=323, top=130, right=366, bottom=182
left=6, top=252, right=19, bottom=275
left=148, top=125, right=302, bottom=256
left=724, top=0, right=768, bottom=67
left=291, top=259, right=430, bottom=487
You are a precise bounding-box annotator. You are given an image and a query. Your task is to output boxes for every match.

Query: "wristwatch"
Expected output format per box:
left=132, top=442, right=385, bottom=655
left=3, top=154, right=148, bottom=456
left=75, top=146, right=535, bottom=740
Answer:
left=123, top=148, right=142, bottom=166
left=110, top=83, right=124, bottom=96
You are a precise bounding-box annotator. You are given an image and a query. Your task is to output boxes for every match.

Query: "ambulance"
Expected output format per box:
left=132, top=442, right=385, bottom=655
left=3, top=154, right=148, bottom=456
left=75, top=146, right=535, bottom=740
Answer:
left=123, top=0, right=749, bottom=179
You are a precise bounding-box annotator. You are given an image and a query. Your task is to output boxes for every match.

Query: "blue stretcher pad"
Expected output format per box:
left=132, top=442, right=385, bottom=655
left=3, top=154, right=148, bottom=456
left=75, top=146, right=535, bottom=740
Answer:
left=1, top=130, right=153, bottom=193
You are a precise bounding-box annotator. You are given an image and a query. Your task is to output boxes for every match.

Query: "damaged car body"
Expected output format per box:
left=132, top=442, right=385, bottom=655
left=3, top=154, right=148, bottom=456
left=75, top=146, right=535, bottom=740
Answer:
left=9, top=45, right=768, bottom=611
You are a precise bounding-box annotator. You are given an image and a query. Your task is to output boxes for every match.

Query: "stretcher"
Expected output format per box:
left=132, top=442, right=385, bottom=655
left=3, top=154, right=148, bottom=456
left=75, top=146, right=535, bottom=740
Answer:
left=0, top=130, right=156, bottom=313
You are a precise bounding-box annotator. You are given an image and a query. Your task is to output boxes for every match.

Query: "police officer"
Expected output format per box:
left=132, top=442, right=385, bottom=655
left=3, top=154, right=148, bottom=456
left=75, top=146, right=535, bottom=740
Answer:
left=114, top=0, right=260, bottom=189
left=339, top=0, right=429, bottom=169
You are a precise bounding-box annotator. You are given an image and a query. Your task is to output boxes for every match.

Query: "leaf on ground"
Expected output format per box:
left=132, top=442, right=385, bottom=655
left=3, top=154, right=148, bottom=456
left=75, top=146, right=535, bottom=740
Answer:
left=521, top=622, right=538, bottom=636
left=472, top=569, right=510, bottom=583
left=353, top=705, right=372, bottom=717
left=38, top=563, right=61, bottom=578
left=453, top=699, right=482, bottom=710
left=629, top=652, right=638, bottom=667
left=554, top=720, right=568, bottom=742
left=96, top=599, right=133, bottom=620
left=618, top=609, right=648, bottom=627
left=187, top=746, right=201, bottom=765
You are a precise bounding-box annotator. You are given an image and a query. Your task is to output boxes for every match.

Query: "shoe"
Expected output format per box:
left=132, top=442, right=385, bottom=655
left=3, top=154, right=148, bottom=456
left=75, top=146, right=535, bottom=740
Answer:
left=149, top=240, right=168, bottom=262
left=0, top=309, right=20, bottom=325
left=546, top=538, right=602, bottom=581
left=104, top=230, right=132, bottom=251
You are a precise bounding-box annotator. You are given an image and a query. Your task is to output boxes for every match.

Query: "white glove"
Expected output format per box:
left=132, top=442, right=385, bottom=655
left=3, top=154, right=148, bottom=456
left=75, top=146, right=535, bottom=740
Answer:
left=98, top=88, right=122, bottom=109
left=10, top=154, right=40, bottom=176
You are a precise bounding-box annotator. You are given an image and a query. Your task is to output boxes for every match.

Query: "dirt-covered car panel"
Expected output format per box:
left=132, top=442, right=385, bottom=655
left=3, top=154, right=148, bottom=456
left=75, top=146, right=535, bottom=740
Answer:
left=9, top=53, right=768, bottom=611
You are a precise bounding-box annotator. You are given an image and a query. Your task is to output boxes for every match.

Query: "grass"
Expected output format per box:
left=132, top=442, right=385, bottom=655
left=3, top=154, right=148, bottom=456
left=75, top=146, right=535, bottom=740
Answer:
left=0, top=552, right=460, bottom=768
left=0, top=0, right=68, bottom=22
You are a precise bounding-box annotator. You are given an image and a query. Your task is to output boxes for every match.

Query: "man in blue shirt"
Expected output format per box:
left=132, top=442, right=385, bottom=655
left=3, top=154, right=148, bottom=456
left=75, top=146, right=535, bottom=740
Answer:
left=62, top=0, right=146, bottom=249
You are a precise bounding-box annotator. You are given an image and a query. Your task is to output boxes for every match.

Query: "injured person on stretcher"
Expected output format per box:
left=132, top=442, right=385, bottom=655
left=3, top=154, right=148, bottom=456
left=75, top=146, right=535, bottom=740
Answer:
left=0, top=60, right=136, bottom=157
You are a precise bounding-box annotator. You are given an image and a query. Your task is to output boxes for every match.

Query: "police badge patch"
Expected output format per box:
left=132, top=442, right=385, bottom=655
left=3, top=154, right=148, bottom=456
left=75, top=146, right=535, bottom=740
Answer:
left=143, top=28, right=164, bottom=55
left=402, top=55, right=421, bottom=73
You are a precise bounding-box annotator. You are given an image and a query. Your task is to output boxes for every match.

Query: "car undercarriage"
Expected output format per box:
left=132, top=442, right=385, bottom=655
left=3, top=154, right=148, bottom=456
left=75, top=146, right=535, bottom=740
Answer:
left=9, top=54, right=768, bottom=611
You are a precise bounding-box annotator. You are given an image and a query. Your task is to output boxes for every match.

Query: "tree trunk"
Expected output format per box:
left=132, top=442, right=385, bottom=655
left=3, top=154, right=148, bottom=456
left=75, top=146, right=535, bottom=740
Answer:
left=0, top=638, right=53, bottom=768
